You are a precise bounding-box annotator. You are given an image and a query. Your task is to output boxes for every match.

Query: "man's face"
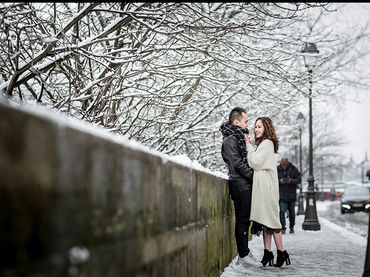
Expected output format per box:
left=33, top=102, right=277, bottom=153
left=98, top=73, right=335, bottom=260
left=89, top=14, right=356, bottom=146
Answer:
left=235, top=112, right=248, bottom=129
left=281, top=158, right=289, bottom=169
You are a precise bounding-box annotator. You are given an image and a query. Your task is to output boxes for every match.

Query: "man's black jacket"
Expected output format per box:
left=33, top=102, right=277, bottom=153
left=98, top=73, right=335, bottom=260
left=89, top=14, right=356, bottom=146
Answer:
left=221, top=135, right=253, bottom=192
left=277, top=162, right=301, bottom=201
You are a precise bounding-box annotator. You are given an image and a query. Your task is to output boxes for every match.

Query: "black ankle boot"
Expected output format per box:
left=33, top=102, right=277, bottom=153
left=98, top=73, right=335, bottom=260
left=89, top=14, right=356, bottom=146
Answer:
left=260, top=249, right=274, bottom=267
left=274, top=250, right=291, bottom=267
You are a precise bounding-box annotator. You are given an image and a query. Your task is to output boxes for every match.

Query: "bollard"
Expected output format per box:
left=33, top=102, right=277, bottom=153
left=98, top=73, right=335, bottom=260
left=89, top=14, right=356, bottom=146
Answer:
left=364, top=210, right=370, bottom=277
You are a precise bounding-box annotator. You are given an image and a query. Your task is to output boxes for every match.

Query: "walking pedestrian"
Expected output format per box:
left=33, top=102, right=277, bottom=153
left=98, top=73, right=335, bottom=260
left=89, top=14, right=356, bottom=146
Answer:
left=220, top=107, right=255, bottom=268
left=245, top=117, right=291, bottom=267
left=277, top=158, right=301, bottom=234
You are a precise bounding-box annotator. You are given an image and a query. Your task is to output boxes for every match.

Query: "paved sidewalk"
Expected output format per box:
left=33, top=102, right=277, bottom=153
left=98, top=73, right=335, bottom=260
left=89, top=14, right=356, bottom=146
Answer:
left=221, top=208, right=368, bottom=276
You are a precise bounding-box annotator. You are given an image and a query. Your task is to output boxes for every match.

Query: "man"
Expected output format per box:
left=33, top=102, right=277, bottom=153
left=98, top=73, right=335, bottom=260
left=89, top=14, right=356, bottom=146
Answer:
left=277, top=158, right=301, bottom=234
left=220, top=107, right=255, bottom=267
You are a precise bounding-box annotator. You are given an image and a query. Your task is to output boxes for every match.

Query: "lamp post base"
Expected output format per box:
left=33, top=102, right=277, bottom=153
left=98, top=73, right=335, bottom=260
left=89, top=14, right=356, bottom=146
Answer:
left=297, top=194, right=305, bottom=215
left=302, top=190, right=321, bottom=231
left=302, top=220, right=321, bottom=231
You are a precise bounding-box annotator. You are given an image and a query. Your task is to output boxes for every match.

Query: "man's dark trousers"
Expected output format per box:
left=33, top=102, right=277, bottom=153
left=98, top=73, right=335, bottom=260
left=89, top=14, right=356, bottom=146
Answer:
left=279, top=199, right=296, bottom=229
left=230, top=187, right=252, bottom=258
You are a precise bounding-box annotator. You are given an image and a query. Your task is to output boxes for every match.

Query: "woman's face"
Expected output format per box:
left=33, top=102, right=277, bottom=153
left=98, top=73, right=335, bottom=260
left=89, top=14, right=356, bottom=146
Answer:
left=254, top=119, right=265, bottom=138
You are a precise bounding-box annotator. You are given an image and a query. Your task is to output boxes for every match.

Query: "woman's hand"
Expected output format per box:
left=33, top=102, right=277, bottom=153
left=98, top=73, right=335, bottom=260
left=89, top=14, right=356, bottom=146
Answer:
left=244, top=133, right=250, bottom=144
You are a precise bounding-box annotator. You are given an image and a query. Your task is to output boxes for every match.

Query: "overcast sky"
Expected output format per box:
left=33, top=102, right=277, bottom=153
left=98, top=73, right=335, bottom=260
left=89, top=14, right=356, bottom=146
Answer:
left=329, top=3, right=370, bottom=164
left=342, top=91, right=370, bottom=163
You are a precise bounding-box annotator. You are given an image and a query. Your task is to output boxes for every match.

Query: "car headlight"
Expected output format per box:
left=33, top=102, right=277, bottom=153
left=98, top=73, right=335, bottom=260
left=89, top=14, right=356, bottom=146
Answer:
left=365, top=204, right=370, bottom=209
left=342, top=204, right=351, bottom=209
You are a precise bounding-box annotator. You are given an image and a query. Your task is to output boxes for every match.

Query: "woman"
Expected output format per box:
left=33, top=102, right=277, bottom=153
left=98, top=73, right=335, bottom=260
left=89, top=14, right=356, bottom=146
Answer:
left=244, top=117, right=291, bottom=267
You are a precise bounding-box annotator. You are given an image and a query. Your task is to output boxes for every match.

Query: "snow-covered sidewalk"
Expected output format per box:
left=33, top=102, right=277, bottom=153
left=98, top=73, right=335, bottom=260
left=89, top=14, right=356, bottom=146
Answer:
left=220, top=202, right=368, bottom=277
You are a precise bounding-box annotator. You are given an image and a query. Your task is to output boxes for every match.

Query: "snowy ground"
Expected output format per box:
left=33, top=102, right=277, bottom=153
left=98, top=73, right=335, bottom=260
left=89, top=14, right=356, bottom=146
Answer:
left=220, top=200, right=368, bottom=277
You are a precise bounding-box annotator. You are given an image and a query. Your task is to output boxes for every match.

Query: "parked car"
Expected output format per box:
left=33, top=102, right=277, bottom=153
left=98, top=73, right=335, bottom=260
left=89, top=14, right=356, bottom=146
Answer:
left=340, top=185, right=370, bottom=214
left=342, top=181, right=363, bottom=187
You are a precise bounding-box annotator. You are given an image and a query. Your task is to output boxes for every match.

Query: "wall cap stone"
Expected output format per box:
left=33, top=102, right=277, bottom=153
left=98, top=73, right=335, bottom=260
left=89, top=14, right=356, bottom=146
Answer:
left=0, top=97, right=228, bottom=180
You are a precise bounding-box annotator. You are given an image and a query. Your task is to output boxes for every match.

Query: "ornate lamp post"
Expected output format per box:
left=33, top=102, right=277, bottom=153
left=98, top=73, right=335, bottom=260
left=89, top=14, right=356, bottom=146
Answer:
left=301, top=42, right=321, bottom=231
left=320, top=158, right=324, bottom=201
left=296, top=112, right=305, bottom=215
left=362, top=152, right=368, bottom=183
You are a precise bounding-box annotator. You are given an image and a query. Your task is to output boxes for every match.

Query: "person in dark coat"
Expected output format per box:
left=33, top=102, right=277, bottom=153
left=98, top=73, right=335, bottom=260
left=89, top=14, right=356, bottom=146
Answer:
left=277, top=158, right=301, bottom=234
left=220, top=107, right=255, bottom=268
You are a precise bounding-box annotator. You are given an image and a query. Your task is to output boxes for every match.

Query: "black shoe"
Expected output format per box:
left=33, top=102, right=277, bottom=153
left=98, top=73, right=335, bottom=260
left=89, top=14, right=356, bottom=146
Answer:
left=260, top=249, right=274, bottom=267
left=274, top=250, right=291, bottom=267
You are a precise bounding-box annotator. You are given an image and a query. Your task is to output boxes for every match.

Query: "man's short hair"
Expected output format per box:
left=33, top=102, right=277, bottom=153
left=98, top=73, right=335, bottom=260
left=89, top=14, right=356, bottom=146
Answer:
left=229, top=107, right=246, bottom=123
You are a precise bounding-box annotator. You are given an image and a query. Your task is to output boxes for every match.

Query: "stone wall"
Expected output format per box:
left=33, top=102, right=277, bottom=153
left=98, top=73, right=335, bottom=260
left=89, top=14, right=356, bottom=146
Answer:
left=0, top=99, right=236, bottom=276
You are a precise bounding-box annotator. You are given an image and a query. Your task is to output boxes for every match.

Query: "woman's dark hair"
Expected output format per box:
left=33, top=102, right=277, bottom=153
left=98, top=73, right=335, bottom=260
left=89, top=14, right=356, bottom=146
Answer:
left=229, top=107, right=247, bottom=123
left=254, top=117, right=279, bottom=153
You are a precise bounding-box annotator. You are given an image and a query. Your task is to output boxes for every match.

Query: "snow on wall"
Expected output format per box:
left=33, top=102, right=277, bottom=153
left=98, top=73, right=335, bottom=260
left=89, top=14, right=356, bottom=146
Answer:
left=0, top=97, right=228, bottom=180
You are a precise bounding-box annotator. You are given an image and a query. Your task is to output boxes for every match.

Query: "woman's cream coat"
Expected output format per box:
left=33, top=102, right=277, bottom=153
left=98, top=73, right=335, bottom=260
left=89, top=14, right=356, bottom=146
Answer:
left=246, top=139, right=281, bottom=229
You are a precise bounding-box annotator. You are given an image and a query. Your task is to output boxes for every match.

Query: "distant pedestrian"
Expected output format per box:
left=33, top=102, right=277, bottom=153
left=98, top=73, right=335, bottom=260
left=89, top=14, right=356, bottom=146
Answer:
left=277, top=158, right=301, bottom=234
left=220, top=107, right=255, bottom=268
left=330, top=186, right=336, bottom=201
left=245, top=117, right=291, bottom=267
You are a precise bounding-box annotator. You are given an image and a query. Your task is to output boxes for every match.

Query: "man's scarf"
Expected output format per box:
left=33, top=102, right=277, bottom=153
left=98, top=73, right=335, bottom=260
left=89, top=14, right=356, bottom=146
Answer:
left=219, top=121, right=249, bottom=165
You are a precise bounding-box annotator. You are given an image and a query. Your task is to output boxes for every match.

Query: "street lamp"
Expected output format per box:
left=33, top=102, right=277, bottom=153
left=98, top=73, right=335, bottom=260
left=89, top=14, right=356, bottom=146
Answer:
left=296, top=112, right=305, bottom=215
left=301, top=42, right=321, bottom=231
left=319, top=157, right=325, bottom=201
left=361, top=152, right=368, bottom=183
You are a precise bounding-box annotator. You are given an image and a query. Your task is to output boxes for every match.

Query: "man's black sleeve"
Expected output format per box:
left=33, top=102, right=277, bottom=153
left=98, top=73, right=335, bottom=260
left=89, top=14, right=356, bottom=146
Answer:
left=222, top=136, right=253, bottom=180
left=291, top=167, right=302, bottom=186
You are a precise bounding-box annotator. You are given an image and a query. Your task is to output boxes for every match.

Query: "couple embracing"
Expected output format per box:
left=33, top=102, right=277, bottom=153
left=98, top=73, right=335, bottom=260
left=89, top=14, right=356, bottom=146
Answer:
left=220, top=107, right=291, bottom=268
